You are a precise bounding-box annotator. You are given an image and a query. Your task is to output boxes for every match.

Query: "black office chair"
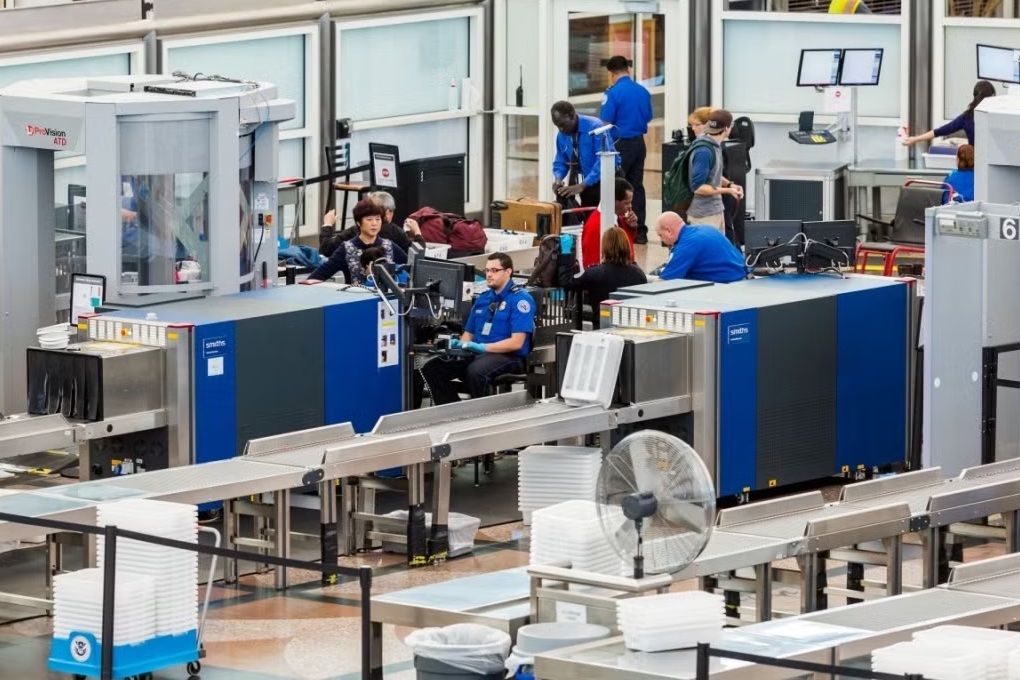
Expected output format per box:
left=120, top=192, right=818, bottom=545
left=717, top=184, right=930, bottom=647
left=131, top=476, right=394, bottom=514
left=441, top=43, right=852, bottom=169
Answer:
left=323, top=141, right=370, bottom=226
left=855, top=179, right=951, bottom=276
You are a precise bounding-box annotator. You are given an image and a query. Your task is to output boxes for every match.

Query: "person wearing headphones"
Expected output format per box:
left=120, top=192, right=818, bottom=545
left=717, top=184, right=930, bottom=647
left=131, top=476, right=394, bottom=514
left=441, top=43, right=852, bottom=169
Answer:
left=420, top=253, right=536, bottom=404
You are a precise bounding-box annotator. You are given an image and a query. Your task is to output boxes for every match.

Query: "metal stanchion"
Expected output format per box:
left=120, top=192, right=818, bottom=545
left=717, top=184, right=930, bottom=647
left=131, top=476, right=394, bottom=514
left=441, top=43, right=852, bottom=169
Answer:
left=360, top=566, right=374, bottom=680
left=695, top=642, right=710, bottom=680
left=100, top=524, right=117, bottom=680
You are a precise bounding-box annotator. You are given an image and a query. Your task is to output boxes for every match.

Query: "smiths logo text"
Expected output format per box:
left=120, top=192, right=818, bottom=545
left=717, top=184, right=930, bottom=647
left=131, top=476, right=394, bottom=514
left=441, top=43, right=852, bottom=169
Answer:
left=727, top=323, right=751, bottom=345
left=25, top=124, right=68, bottom=146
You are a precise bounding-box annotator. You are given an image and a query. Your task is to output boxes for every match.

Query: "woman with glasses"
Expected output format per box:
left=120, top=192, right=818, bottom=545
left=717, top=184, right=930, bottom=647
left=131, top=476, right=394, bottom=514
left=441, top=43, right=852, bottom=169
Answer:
left=420, top=252, right=537, bottom=404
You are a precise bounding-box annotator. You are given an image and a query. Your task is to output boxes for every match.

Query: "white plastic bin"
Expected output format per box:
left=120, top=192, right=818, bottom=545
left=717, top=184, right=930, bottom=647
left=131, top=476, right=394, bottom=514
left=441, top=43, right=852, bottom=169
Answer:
left=484, top=229, right=535, bottom=253
left=381, top=511, right=481, bottom=557
left=425, top=243, right=452, bottom=259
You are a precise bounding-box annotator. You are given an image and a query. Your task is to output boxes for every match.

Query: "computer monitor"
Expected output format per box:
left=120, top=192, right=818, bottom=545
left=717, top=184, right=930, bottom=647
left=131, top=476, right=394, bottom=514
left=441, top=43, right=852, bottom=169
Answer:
left=70, top=273, right=106, bottom=324
left=744, top=220, right=803, bottom=268
left=412, top=257, right=475, bottom=321
left=797, top=49, right=842, bottom=87
left=839, top=48, right=883, bottom=86
left=368, top=143, right=400, bottom=190
left=977, top=44, right=1020, bottom=85
left=803, top=220, right=857, bottom=268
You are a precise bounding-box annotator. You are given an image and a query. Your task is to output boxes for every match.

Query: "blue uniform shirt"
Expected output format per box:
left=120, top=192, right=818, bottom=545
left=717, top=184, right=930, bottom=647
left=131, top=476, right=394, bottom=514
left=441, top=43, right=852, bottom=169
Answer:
left=660, top=225, right=748, bottom=284
left=599, top=76, right=652, bottom=139
left=945, top=168, right=974, bottom=202
left=553, top=114, right=621, bottom=188
left=465, top=284, right=536, bottom=357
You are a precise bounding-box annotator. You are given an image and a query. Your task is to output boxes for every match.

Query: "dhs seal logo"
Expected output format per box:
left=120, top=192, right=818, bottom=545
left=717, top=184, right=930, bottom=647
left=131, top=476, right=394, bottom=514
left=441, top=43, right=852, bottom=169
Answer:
left=70, top=634, right=92, bottom=662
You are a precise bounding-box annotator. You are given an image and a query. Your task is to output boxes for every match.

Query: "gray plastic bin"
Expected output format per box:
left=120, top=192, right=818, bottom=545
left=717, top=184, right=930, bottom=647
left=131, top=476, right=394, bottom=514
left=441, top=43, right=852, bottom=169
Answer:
left=414, top=655, right=503, bottom=679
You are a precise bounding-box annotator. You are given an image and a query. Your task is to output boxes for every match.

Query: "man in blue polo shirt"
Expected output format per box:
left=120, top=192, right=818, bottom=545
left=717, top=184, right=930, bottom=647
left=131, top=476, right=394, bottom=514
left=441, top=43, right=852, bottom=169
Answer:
left=655, top=211, right=747, bottom=284
left=551, top=100, right=620, bottom=216
left=600, top=55, right=652, bottom=244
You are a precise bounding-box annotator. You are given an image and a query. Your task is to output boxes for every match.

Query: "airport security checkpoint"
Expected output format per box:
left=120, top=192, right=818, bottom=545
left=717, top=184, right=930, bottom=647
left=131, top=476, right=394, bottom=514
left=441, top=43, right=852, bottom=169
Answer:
left=0, top=4, right=1020, bottom=679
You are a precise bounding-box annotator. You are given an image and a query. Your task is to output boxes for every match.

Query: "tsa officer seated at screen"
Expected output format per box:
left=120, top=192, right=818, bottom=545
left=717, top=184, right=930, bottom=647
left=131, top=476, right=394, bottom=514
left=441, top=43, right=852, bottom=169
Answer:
left=654, top=211, right=747, bottom=284
left=420, top=253, right=537, bottom=404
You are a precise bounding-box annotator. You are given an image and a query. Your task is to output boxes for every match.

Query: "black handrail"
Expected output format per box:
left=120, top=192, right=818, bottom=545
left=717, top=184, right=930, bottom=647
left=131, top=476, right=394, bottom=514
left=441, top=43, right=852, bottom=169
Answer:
left=0, top=509, right=374, bottom=680
left=695, top=643, right=924, bottom=680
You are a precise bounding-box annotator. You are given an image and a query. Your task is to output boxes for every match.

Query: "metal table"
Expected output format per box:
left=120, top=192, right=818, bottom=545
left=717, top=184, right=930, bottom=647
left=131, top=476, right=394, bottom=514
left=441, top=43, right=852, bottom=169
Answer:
left=534, top=553, right=1020, bottom=680
left=370, top=568, right=532, bottom=674
left=847, top=158, right=947, bottom=222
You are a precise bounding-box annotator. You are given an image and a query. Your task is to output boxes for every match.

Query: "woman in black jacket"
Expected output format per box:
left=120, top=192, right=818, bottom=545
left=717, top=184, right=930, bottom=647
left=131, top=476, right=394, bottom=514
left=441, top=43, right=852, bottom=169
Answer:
left=566, top=227, right=646, bottom=328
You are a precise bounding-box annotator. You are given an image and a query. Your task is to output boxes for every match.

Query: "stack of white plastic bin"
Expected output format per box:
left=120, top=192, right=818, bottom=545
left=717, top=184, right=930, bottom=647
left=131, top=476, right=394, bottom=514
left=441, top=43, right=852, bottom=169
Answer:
left=52, top=569, right=157, bottom=647
left=518, top=446, right=602, bottom=525
left=872, top=624, right=1020, bottom=679
left=617, top=592, right=725, bottom=652
left=529, top=500, right=624, bottom=575
left=97, top=499, right=199, bottom=636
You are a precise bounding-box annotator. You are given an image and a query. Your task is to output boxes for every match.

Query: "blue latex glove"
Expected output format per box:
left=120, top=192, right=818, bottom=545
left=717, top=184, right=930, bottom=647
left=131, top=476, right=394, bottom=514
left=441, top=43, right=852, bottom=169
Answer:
left=560, top=234, right=574, bottom=255
left=462, top=341, right=486, bottom=354
left=449, top=338, right=463, bottom=349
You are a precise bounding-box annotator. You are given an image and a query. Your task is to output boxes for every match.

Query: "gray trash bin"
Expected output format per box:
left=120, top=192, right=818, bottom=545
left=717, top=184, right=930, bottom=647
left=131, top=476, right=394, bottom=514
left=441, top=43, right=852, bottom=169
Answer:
left=405, top=624, right=511, bottom=680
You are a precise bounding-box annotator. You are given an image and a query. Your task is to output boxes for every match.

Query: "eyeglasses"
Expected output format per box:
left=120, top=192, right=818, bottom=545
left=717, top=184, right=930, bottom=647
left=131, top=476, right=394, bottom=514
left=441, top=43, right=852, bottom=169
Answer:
left=483, top=267, right=506, bottom=274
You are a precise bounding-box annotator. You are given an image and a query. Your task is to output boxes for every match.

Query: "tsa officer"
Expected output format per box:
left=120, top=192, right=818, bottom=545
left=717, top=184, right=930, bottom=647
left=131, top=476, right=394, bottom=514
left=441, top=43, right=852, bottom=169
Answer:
left=551, top=100, right=620, bottom=217
left=600, top=55, right=653, bottom=244
left=420, top=253, right=536, bottom=404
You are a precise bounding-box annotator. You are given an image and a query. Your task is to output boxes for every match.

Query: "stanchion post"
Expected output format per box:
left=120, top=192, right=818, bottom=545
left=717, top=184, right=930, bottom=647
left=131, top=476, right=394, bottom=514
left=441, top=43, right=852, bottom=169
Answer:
left=695, top=642, right=710, bottom=680
left=100, top=524, right=117, bottom=680
left=359, top=566, right=374, bottom=680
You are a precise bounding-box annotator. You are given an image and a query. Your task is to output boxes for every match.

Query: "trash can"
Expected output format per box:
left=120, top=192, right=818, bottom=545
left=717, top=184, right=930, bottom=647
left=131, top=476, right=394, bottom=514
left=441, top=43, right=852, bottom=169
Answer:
left=405, top=624, right=511, bottom=680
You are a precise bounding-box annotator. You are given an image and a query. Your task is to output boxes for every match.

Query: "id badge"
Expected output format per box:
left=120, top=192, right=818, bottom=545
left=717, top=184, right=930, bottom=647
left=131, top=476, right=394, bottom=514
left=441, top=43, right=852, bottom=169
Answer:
left=481, top=322, right=493, bottom=336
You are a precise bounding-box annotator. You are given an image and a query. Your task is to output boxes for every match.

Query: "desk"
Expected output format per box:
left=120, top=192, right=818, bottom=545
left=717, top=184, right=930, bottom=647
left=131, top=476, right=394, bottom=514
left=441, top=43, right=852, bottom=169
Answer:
left=847, top=158, right=947, bottom=223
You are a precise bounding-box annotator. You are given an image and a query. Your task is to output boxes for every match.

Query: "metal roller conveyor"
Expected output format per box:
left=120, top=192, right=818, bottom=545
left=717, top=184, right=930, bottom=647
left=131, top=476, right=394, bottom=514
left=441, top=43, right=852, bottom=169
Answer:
left=372, top=392, right=614, bottom=462
left=0, top=414, right=75, bottom=460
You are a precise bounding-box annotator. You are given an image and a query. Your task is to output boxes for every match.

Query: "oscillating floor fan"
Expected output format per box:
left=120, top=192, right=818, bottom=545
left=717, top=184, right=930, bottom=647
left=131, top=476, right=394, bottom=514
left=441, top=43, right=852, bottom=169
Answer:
left=596, top=431, right=716, bottom=578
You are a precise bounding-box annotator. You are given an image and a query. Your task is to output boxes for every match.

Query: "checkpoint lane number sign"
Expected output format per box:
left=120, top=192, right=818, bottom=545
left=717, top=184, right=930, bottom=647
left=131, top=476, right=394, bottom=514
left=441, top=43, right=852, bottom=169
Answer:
left=1002, top=217, right=1019, bottom=241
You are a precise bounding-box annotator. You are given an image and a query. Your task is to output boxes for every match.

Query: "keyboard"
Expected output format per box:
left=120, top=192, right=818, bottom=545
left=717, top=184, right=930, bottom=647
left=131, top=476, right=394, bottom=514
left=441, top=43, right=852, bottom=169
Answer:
left=788, top=130, right=836, bottom=145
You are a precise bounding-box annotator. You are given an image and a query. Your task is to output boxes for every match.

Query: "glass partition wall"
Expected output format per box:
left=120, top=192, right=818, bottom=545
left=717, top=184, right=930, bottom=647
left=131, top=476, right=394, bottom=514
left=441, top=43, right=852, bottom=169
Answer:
left=495, top=0, right=687, bottom=210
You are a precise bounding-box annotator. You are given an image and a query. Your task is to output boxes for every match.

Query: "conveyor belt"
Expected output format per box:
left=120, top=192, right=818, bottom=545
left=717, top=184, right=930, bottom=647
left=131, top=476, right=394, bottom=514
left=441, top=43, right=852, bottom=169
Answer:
left=673, top=531, right=791, bottom=579
left=948, top=571, right=1020, bottom=600
left=720, top=504, right=850, bottom=540
left=800, top=588, right=1013, bottom=631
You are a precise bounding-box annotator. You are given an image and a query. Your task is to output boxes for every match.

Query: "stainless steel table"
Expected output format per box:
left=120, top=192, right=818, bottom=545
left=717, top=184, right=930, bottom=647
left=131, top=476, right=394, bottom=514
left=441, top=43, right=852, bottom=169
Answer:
left=847, top=158, right=947, bottom=223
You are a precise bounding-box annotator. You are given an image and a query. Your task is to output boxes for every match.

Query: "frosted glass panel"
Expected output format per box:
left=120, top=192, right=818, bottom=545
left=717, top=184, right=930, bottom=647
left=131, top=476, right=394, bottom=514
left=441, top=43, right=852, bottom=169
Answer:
left=349, top=118, right=468, bottom=166
left=166, top=34, right=307, bottom=130
left=944, top=25, right=1020, bottom=120
left=279, top=138, right=305, bottom=180
left=723, top=19, right=901, bottom=117
left=506, top=0, right=540, bottom=107
left=339, top=18, right=470, bottom=121
left=0, top=53, right=129, bottom=89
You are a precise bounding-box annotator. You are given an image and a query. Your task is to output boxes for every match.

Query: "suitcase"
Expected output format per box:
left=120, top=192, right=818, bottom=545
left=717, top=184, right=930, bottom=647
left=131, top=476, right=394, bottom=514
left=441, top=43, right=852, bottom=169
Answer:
left=492, top=198, right=561, bottom=236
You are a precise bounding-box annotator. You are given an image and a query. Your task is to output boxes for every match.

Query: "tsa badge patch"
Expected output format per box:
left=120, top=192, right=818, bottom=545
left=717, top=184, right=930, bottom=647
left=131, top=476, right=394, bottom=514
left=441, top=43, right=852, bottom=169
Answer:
left=517, top=299, right=531, bottom=314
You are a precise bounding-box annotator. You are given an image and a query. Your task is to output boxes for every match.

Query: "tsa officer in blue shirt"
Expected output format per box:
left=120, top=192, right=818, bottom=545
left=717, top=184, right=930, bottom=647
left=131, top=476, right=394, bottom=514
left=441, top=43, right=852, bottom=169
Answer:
left=600, top=55, right=653, bottom=244
left=420, top=252, right=537, bottom=404
left=551, top=101, right=620, bottom=218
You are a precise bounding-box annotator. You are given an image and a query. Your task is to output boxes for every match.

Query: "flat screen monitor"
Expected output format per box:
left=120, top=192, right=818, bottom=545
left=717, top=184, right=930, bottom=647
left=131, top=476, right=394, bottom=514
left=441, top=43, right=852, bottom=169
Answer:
left=803, top=220, right=857, bottom=267
left=70, top=273, right=106, bottom=324
left=977, top=44, right=1020, bottom=85
left=413, top=257, right=475, bottom=321
left=744, top=220, right=803, bottom=268
left=839, top=48, right=883, bottom=86
left=369, top=143, right=400, bottom=190
left=797, top=49, right=842, bottom=87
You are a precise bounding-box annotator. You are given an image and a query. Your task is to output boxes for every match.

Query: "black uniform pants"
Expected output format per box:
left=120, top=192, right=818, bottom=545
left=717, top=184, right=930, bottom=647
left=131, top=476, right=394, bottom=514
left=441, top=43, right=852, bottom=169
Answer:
left=420, top=353, right=525, bottom=405
left=616, top=135, right=648, bottom=239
